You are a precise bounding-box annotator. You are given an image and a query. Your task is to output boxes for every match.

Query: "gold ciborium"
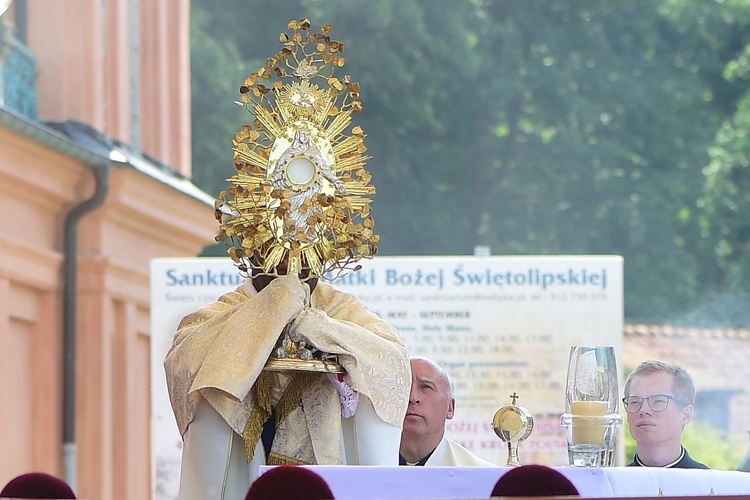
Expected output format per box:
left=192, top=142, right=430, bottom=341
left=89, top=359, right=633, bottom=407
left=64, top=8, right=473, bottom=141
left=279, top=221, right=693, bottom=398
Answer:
left=492, top=392, right=534, bottom=466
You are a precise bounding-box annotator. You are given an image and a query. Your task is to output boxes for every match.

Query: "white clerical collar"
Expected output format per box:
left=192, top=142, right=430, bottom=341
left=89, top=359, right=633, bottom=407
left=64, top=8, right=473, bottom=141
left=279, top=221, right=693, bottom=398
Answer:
left=635, top=447, right=685, bottom=468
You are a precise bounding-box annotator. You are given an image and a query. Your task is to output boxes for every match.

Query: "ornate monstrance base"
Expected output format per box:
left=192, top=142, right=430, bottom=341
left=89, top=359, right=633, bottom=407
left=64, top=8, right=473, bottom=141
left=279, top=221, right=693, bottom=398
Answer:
left=263, top=357, right=345, bottom=374
left=262, top=327, right=346, bottom=374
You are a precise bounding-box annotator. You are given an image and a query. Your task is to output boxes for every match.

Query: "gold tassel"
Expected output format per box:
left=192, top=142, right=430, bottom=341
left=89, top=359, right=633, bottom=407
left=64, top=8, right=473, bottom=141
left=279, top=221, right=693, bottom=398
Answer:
left=267, top=451, right=308, bottom=466
left=242, top=371, right=274, bottom=462
left=276, top=373, right=312, bottom=426
left=242, top=372, right=315, bottom=462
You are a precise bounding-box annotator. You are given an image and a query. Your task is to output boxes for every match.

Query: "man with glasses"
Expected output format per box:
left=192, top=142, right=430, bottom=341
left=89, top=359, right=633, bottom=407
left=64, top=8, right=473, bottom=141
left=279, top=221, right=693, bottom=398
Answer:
left=622, top=360, right=708, bottom=468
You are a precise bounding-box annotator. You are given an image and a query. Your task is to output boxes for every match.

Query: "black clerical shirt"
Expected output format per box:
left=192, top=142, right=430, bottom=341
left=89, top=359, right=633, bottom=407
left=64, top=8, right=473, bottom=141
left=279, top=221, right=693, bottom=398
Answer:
left=399, top=448, right=435, bottom=466
left=628, top=447, right=709, bottom=469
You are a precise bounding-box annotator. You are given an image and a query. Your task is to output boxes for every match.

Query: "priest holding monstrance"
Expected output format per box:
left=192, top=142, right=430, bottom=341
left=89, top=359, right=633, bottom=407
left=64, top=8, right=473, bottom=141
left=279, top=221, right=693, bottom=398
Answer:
left=164, top=19, right=411, bottom=500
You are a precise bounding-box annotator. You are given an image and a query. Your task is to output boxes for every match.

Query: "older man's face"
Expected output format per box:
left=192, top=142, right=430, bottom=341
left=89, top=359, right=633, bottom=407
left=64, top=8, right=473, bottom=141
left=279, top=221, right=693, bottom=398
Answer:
left=402, top=359, right=455, bottom=444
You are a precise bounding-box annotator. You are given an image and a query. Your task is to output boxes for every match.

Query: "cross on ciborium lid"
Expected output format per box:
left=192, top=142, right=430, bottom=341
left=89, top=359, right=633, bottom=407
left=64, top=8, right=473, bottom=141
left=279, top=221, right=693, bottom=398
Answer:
left=492, top=392, right=535, bottom=467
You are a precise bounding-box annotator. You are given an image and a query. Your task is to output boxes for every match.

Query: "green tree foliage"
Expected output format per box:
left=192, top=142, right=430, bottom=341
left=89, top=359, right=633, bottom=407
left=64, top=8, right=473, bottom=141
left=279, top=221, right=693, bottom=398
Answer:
left=189, top=0, right=750, bottom=324
left=693, top=2, right=750, bottom=283
left=190, top=7, right=246, bottom=197
left=661, top=0, right=750, bottom=325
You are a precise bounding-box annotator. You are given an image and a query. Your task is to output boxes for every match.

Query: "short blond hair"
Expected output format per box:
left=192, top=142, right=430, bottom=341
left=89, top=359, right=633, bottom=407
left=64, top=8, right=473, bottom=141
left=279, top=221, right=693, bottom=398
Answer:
left=624, top=360, right=695, bottom=405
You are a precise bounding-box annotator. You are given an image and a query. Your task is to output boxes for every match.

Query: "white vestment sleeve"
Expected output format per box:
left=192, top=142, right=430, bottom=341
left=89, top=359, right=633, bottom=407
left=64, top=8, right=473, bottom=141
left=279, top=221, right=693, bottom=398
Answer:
left=341, top=395, right=401, bottom=465
left=178, top=400, right=264, bottom=500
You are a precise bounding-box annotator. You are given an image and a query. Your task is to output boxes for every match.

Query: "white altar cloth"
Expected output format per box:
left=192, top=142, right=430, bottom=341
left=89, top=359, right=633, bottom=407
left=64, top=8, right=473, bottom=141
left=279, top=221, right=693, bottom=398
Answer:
left=259, top=465, right=750, bottom=499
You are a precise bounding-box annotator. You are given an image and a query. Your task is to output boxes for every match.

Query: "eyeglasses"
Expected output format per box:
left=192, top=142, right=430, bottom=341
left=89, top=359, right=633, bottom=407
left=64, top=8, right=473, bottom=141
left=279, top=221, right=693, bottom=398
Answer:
left=622, top=394, right=687, bottom=413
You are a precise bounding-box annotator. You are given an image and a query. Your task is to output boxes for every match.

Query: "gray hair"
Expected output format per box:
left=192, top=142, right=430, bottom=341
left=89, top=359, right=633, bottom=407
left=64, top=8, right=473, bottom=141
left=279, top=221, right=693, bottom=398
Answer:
left=624, top=359, right=696, bottom=405
left=410, top=355, right=455, bottom=400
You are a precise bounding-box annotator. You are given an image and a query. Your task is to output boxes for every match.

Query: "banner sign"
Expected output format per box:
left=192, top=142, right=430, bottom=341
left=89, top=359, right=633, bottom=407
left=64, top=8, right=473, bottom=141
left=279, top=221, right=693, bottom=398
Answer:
left=150, top=255, right=622, bottom=498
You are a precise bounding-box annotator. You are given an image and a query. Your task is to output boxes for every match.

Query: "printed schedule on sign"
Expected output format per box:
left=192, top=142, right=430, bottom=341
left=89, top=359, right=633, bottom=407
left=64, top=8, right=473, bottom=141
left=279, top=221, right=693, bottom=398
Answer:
left=334, top=255, right=623, bottom=467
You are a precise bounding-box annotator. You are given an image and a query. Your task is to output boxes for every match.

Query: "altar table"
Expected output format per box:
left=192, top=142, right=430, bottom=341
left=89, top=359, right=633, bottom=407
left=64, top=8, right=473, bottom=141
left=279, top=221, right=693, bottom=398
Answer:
left=259, top=465, right=750, bottom=499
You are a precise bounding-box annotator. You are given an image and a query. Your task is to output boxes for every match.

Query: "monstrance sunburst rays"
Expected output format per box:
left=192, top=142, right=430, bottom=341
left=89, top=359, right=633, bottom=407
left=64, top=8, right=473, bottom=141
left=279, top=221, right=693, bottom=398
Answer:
left=214, top=19, right=378, bottom=282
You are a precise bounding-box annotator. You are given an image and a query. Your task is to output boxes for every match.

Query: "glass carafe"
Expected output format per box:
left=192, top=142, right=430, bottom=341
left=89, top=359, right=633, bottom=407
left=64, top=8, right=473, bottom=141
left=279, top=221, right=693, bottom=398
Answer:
left=561, top=346, right=622, bottom=467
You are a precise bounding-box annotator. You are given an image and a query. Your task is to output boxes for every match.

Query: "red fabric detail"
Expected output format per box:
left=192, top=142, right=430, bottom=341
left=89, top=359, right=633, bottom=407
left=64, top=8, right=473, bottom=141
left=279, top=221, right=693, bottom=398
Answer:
left=245, top=465, right=334, bottom=500
left=490, top=465, right=580, bottom=497
left=1, top=472, right=77, bottom=499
